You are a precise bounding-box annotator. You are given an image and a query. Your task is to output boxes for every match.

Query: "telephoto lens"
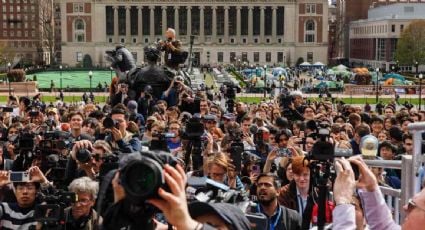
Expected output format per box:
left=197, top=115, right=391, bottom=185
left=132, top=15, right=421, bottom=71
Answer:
left=118, top=151, right=179, bottom=204
left=102, top=117, right=116, bottom=129
left=76, top=149, right=92, bottom=163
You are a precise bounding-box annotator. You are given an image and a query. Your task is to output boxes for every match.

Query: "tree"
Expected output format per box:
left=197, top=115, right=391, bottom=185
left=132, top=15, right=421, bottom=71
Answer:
left=37, top=0, right=55, bottom=66
left=395, top=20, right=425, bottom=66
left=296, top=57, right=304, bottom=67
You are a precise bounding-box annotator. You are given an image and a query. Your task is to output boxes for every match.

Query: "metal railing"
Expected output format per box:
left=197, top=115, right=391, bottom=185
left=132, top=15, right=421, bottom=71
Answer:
left=364, top=157, right=409, bottom=224
left=361, top=122, right=425, bottom=224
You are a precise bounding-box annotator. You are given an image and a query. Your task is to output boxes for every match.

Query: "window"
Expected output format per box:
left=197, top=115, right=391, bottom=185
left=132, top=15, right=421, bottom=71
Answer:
left=229, top=52, right=236, bottom=63
left=277, top=52, right=284, bottom=62
left=74, top=3, right=84, bottom=13
left=217, top=52, right=223, bottom=63
left=2, top=6, right=6, bottom=12
left=76, top=52, right=83, bottom=62
left=266, top=52, right=271, bottom=62
left=242, top=52, right=248, bottom=62
left=391, top=24, right=395, bottom=32
left=307, top=52, right=313, bottom=63
left=254, top=52, right=259, bottom=62
left=17, top=31, right=21, bottom=37
left=31, top=30, right=35, bottom=37
left=306, top=4, right=316, bottom=14
left=400, top=24, right=404, bottom=32
left=74, top=19, right=85, bottom=42
left=10, top=6, right=14, bottom=13
left=305, top=20, right=315, bottom=43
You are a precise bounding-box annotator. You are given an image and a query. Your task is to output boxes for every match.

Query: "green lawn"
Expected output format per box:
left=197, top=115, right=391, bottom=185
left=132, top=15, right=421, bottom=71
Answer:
left=28, top=71, right=113, bottom=88
left=237, top=96, right=422, bottom=105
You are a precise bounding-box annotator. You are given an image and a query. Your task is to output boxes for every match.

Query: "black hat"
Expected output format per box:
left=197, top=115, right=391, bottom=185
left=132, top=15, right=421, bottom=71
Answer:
left=188, top=202, right=251, bottom=230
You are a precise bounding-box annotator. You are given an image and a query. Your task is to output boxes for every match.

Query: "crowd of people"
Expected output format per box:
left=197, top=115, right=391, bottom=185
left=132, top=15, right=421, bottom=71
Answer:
left=0, top=71, right=423, bottom=230
left=1, top=27, right=425, bottom=229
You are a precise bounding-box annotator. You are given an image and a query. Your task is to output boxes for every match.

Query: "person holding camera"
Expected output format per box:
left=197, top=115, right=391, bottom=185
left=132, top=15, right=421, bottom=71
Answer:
left=0, top=166, right=50, bottom=229
left=162, top=76, right=189, bottom=108
left=158, top=28, right=184, bottom=70
left=64, top=177, right=101, bottom=230
left=104, top=107, right=141, bottom=153
left=110, top=83, right=130, bottom=107
left=68, top=140, right=113, bottom=181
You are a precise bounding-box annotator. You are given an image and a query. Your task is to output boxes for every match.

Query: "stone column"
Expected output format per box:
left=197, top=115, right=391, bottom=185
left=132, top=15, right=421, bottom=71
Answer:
left=248, top=6, right=253, bottom=44
left=187, top=6, right=192, bottom=36
left=174, top=6, right=179, bottom=36
left=199, top=6, right=205, bottom=43
left=113, top=6, right=119, bottom=43
left=260, top=6, right=265, bottom=43
left=149, top=6, right=155, bottom=42
left=125, top=6, right=131, bottom=43
left=272, top=6, right=277, bottom=43
left=212, top=6, right=217, bottom=43
left=224, top=6, right=229, bottom=43
left=138, top=6, right=143, bottom=43
left=236, top=6, right=241, bottom=43
left=162, top=6, right=167, bottom=36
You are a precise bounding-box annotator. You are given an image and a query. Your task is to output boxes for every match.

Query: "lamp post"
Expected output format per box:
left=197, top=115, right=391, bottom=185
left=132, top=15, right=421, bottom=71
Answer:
left=110, top=66, right=113, bottom=83
left=264, top=65, right=267, bottom=98
left=419, top=74, right=423, bottom=111
left=7, top=62, right=11, bottom=96
left=59, top=65, right=63, bottom=90
left=415, top=61, right=419, bottom=75
left=89, top=71, right=93, bottom=93
left=375, top=68, right=379, bottom=103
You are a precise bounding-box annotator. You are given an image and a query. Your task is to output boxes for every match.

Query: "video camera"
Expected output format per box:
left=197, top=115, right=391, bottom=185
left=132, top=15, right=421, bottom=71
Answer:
left=34, top=190, right=77, bottom=228
left=181, top=117, right=206, bottom=172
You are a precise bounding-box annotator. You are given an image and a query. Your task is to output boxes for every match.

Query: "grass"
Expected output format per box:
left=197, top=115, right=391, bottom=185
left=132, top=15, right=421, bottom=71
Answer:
left=0, top=95, right=109, bottom=104
left=237, top=96, right=423, bottom=105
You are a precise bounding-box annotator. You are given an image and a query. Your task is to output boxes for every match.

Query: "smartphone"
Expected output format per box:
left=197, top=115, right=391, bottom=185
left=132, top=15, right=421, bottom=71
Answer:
left=9, top=171, right=30, bottom=182
left=251, top=165, right=261, bottom=174
left=278, top=148, right=291, bottom=157
left=2, top=107, right=13, bottom=112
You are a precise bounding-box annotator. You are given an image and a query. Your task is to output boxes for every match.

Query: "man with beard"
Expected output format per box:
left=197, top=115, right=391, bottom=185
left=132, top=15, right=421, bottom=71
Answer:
left=253, top=173, right=301, bottom=230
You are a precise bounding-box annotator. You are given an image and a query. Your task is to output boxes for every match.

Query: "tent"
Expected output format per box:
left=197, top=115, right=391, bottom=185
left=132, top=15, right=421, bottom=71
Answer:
left=314, top=81, right=343, bottom=89
left=313, top=62, right=325, bottom=66
left=299, top=62, right=311, bottom=67
left=272, top=67, right=287, bottom=77
left=382, top=73, right=405, bottom=82
left=333, top=64, right=348, bottom=71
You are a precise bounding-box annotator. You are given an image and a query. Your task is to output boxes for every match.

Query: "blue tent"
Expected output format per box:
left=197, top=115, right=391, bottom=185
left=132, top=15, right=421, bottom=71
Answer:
left=382, top=73, right=405, bottom=81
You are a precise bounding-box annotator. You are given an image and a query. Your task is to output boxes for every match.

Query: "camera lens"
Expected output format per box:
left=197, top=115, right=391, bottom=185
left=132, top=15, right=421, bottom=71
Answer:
left=120, top=158, right=163, bottom=202
left=76, top=149, right=91, bottom=163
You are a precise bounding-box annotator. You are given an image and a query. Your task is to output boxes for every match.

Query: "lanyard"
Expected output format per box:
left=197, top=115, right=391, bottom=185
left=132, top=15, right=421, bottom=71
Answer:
left=257, top=204, right=282, bottom=230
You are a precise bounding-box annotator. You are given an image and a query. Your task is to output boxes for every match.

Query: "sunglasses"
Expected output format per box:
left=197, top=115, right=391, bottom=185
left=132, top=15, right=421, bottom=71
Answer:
left=407, top=198, right=425, bottom=213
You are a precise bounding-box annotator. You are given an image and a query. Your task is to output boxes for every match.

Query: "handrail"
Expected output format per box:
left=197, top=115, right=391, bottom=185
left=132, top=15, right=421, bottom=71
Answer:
left=363, top=159, right=401, bottom=169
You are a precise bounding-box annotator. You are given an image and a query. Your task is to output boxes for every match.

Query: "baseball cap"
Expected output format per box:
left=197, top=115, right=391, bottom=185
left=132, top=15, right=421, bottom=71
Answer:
left=203, top=114, right=217, bottom=122
left=127, top=100, right=138, bottom=111
left=223, top=113, right=235, bottom=120
left=188, top=202, right=250, bottom=230
left=360, top=135, right=379, bottom=157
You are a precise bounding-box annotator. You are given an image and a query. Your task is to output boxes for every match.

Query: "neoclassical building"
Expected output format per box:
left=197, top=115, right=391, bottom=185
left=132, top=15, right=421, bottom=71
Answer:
left=60, top=0, right=329, bottom=67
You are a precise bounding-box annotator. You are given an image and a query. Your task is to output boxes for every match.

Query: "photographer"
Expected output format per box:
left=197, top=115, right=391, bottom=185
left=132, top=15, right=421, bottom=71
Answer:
left=65, top=177, right=101, bottom=230
left=105, top=107, right=141, bottom=153
left=158, top=28, right=184, bottom=70
left=68, top=140, right=113, bottom=181
left=162, top=76, right=189, bottom=107
left=110, top=83, right=130, bottom=107
left=0, top=166, right=50, bottom=229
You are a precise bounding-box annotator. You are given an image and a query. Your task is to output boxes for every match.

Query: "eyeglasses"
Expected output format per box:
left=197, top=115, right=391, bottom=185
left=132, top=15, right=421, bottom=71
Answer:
left=407, top=198, right=425, bottom=213
left=206, top=120, right=216, bottom=124
left=75, top=198, right=92, bottom=206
